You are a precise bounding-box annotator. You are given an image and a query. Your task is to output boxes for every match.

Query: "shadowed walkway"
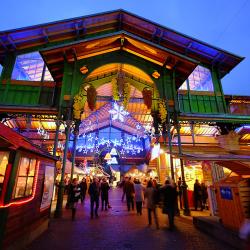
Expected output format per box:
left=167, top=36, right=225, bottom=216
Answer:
left=26, top=188, right=233, bottom=250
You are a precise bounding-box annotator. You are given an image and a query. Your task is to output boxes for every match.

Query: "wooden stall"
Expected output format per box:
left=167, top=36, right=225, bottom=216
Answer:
left=0, top=123, right=57, bottom=250
left=214, top=161, right=250, bottom=231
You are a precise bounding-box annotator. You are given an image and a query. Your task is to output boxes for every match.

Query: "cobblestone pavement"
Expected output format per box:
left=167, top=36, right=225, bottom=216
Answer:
left=26, top=188, right=234, bottom=250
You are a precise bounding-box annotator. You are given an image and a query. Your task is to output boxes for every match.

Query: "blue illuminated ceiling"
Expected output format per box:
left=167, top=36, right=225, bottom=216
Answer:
left=70, top=102, right=151, bottom=162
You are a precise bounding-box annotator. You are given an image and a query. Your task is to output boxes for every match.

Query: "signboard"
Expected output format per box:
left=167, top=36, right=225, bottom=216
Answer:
left=220, top=187, right=233, bottom=200
left=40, top=166, right=55, bottom=211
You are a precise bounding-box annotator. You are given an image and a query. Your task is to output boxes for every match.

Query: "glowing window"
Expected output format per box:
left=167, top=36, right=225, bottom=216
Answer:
left=13, top=157, right=36, bottom=199
left=11, top=52, right=53, bottom=82
left=0, top=64, right=3, bottom=77
left=0, top=152, right=9, bottom=197
left=179, top=65, right=214, bottom=91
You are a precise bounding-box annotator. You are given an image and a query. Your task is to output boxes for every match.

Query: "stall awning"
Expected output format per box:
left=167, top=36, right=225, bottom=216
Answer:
left=178, top=153, right=250, bottom=162
left=215, top=161, right=250, bottom=176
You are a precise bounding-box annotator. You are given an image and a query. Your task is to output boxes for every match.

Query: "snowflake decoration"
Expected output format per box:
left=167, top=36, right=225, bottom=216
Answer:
left=120, top=149, right=125, bottom=155
left=82, top=148, right=88, bottom=154
left=87, top=134, right=93, bottom=142
left=95, top=136, right=99, bottom=141
left=126, top=137, right=131, bottom=143
left=100, top=138, right=106, bottom=145
left=113, top=139, right=120, bottom=147
left=136, top=124, right=141, bottom=130
left=109, top=102, right=129, bottom=122
left=106, top=140, right=111, bottom=147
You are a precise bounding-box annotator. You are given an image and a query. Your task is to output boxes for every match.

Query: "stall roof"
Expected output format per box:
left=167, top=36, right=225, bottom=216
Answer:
left=0, top=123, right=57, bottom=160
left=215, top=161, right=250, bottom=176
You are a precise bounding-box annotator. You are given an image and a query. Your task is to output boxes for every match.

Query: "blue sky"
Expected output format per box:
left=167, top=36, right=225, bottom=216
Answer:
left=0, top=0, right=249, bottom=95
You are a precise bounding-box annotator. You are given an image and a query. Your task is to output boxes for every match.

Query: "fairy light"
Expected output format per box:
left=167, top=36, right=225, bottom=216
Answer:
left=0, top=161, right=40, bottom=208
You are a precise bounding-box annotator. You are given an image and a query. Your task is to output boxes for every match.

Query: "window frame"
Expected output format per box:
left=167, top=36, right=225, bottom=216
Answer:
left=12, top=155, right=38, bottom=200
left=0, top=151, right=10, bottom=201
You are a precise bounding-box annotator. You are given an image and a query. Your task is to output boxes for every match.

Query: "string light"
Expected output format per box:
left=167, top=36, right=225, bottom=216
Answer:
left=0, top=161, right=40, bottom=208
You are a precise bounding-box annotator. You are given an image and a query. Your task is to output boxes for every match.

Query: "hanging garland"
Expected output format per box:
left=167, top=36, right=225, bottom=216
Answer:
left=111, top=78, right=120, bottom=101
left=158, top=99, right=167, bottom=124
left=123, top=83, right=131, bottom=108
left=87, top=84, right=97, bottom=111
left=142, top=88, right=152, bottom=109
left=73, top=85, right=85, bottom=120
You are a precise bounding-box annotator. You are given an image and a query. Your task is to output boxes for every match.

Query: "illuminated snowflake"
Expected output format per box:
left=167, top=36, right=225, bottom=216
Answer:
left=109, top=102, right=129, bottom=122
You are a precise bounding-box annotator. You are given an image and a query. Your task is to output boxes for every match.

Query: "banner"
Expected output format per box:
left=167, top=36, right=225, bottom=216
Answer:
left=40, top=166, right=55, bottom=211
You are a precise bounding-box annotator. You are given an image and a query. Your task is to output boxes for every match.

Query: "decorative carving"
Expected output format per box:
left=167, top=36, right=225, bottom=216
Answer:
left=216, top=130, right=240, bottom=151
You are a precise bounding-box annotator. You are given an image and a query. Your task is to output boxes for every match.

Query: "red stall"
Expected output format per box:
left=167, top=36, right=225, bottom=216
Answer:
left=0, top=123, right=57, bottom=250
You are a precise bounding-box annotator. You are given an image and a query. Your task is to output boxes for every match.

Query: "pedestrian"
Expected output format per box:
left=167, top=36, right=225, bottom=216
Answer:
left=177, top=177, right=183, bottom=209
left=144, top=180, right=159, bottom=229
left=194, top=179, right=202, bottom=211
left=88, top=177, right=100, bottom=218
left=100, top=177, right=110, bottom=211
left=68, top=178, right=81, bottom=221
left=161, top=179, right=178, bottom=231
left=121, top=176, right=128, bottom=202
left=134, top=178, right=144, bottom=215
left=79, top=177, right=87, bottom=203
left=201, top=182, right=208, bottom=210
left=124, top=177, right=135, bottom=211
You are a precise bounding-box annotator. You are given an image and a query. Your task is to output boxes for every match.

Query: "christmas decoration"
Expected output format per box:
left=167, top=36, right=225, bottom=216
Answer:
left=159, top=99, right=167, bottom=124
left=142, top=88, right=152, bottom=109
left=87, top=84, right=97, bottom=111
left=109, top=102, right=129, bottom=122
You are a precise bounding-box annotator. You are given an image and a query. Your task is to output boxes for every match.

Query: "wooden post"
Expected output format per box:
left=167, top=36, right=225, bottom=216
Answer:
left=71, top=121, right=80, bottom=180
left=175, top=117, right=190, bottom=216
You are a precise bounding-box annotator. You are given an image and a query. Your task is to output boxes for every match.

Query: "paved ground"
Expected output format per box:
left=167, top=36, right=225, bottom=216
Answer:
left=26, top=188, right=234, bottom=250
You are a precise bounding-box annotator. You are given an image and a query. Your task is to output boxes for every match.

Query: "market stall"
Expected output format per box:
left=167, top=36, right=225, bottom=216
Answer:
left=0, top=123, right=57, bottom=250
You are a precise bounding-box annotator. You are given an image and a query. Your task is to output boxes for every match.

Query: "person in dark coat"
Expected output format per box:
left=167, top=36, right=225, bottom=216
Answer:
left=124, top=177, right=135, bottom=211
left=88, top=177, right=100, bottom=218
left=68, top=178, right=81, bottom=221
left=194, top=179, right=202, bottom=211
left=100, top=177, right=110, bottom=211
left=201, top=182, right=208, bottom=210
left=79, top=177, right=87, bottom=203
left=161, top=179, right=178, bottom=231
left=177, top=177, right=183, bottom=209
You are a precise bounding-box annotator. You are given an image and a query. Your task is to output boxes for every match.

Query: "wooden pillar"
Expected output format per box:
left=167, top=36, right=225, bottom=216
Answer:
left=175, top=118, right=190, bottom=215
left=54, top=119, right=71, bottom=218
left=190, top=122, right=195, bottom=146
left=71, top=121, right=80, bottom=180
left=53, top=120, right=61, bottom=157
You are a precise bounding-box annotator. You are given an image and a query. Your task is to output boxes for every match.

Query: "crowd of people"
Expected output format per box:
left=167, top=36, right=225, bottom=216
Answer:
left=64, top=175, right=208, bottom=231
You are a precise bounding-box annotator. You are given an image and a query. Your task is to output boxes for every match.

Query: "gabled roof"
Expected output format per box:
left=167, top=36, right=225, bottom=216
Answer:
left=0, top=9, right=243, bottom=85
left=79, top=102, right=147, bottom=137
left=0, top=123, right=57, bottom=160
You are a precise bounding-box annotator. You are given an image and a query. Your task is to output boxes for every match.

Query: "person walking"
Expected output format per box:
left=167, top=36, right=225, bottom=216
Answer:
left=88, top=177, right=100, bottom=218
left=194, top=179, right=202, bottom=211
left=100, top=177, right=110, bottom=211
left=124, top=177, right=135, bottom=211
left=161, top=179, right=178, bottom=231
left=68, top=178, right=81, bottom=221
left=144, top=180, right=159, bottom=229
left=134, top=178, right=144, bottom=215
left=79, top=177, right=87, bottom=203
left=201, top=182, right=208, bottom=211
left=177, top=177, right=183, bottom=209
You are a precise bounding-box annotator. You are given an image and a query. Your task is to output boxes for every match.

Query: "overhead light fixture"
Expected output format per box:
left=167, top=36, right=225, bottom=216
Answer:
left=152, top=70, right=160, bottom=79
left=80, top=65, right=88, bottom=74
